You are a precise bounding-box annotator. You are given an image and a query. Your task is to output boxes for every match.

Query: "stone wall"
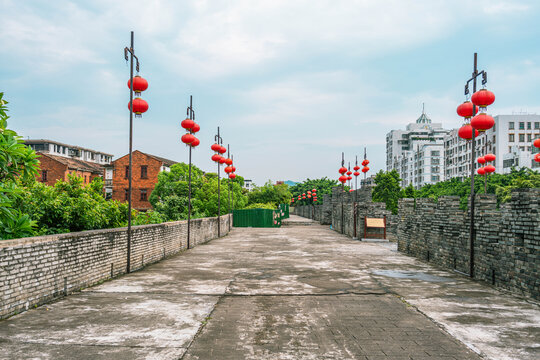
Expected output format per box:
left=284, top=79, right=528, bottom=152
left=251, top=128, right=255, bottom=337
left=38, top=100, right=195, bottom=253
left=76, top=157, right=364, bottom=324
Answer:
left=295, top=186, right=540, bottom=300
left=0, top=215, right=232, bottom=319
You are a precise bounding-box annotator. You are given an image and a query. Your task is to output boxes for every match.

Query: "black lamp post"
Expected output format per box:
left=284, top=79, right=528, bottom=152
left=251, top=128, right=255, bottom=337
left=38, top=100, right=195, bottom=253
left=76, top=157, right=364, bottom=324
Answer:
left=186, top=96, right=196, bottom=249
left=214, top=127, right=224, bottom=237
left=463, top=52, right=488, bottom=278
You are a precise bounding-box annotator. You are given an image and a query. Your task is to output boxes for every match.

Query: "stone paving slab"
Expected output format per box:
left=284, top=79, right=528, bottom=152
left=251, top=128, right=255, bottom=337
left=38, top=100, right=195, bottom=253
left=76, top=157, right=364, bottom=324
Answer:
left=184, top=294, right=480, bottom=360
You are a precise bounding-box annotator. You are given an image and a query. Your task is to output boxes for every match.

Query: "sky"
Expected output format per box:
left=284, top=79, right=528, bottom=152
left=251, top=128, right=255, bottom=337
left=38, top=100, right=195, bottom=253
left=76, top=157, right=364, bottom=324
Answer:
left=2, top=0, right=540, bottom=186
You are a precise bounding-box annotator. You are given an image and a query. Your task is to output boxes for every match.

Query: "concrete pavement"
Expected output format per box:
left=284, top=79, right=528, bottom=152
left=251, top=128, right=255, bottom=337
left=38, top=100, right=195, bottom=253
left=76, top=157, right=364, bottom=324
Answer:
left=0, top=215, right=538, bottom=359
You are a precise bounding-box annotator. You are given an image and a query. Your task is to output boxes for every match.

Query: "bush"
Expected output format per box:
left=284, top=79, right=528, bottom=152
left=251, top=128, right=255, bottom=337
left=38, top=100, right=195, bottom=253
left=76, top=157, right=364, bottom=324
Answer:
left=243, top=202, right=276, bottom=210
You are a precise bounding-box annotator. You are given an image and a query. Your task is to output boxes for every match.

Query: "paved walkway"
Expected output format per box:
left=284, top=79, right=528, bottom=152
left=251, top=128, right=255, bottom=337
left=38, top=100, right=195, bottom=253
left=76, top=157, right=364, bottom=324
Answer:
left=0, top=215, right=538, bottom=359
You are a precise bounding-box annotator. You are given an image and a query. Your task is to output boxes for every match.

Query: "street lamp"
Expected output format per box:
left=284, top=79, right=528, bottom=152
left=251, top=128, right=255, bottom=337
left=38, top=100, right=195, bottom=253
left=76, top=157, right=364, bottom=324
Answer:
left=361, top=147, right=370, bottom=187
left=181, top=96, right=200, bottom=249
left=211, top=128, right=226, bottom=237
left=457, top=52, right=495, bottom=278
left=338, top=152, right=347, bottom=234
left=124, top=31, right=149, bottom=273
left=224, top=146, right=234, bottom=231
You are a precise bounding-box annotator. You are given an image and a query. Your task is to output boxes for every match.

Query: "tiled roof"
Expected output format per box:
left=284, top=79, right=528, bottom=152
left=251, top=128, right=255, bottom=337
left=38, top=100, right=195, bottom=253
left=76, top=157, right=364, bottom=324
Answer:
left=38, top=153, right=104, bottom=174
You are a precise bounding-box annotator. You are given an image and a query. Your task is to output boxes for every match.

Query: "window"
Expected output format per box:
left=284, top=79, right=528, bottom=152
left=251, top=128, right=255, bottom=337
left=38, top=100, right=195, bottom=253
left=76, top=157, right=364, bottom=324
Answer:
left=509, top=134, right=515, bottom=142
left=509, top=146, right=512, bottom=153
left=140, top=189, right=148, bottom=201
left=527, top=122, right=531, bottom=130
left=520, top=146, right=525, bottom=151
left=84, top=175, right=87, bottom=183
left=124, top=189, right=129, bottom=201
left=41, top=170, right=47, bottom=182
left=125, top=166, right=129, bottom=179
left=519, top=122, right=525, bottom=130
left=527, top=134, right=532, bottom=142
left=431, top=150, right=440, bottom=156
left=535, top=122, right=540, bottom=129
left=141, top=165, right=148, bottom=179
left=509, top=122, right=515, bottom=130
left=519, top=134, right=525, bottom=142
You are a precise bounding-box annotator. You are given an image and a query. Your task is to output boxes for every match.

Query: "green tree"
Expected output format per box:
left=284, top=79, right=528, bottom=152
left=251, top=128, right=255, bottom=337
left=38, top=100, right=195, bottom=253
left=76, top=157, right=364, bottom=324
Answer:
left=289, top=177, right=339, bottom=205
left=247, top=181, right=291, bottom=208
left=372, top=170, right=402, bottom=214
left=0, top=93, right=40, bottom=239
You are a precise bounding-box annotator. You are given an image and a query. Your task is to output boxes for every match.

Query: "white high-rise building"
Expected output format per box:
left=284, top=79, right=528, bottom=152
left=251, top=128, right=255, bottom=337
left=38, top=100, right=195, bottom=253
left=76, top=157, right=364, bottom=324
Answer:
left=386, top=108, right=450, bottom=188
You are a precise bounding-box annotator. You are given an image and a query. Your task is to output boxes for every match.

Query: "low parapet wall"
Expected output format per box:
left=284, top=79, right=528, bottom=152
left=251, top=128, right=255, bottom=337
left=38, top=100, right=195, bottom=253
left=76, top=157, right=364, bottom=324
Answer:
left=0, top=215, right=232, bottom=319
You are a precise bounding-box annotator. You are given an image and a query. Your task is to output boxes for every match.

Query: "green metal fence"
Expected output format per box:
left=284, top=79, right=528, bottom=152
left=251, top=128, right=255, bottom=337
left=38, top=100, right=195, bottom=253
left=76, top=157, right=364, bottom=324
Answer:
left=233, top=209, right=282, bottom=228
left=278, top=204, right=290, bottom=219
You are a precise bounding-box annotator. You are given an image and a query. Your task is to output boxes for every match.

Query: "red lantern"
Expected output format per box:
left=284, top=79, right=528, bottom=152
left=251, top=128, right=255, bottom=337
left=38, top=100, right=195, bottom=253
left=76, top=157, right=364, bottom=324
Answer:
left=211, top=143, right=221, bottom=152
left=471, top=113, right=494, bottom=132
left=181, top=118, right=195, bottom=130
left=229, top=173, right=236, bottom=179
left=219, top=157, right=226, bottom=164
left=307, top=195, right=311, bottom=198
left=224, top=166, right=233, bottom=173
left=349, top=189, right=354, bottom=192
left=314, top=198, right=318, bottom=202
left=189, top=137, right=200, bottom=147
left=346, top=171, right=352, bottom=176
left=456, top=101, right=474, bottom=118
left=127, top=75, right=148, bottom=95
left=347, top=176, right=352, bottom=180
left=362, top=167, right=369, bottom=173
left=484, top=165, right=496, bottom=173
left=191, top=123, right=200, bottom=133
left=477, top=157, right=486, bottom=164
left=458, top=124, right=479, bottom=140
left=362, top=159, right=369, bottom=166
left=307, top=191, right=311, bottom=195
left=471, top=89, right=495, bottom=107
left=225, top=158, right=233, bottom=165
left=339, top=167, right=347, bottom=174
left=353, top=166, right=360, bottom=171
left=232, top=166, right=236, bottom=172
left=128, top=98, right=148, bottom=116
left=312, top=189, right=316, bottom=192
left=218, top=146, right=227, bottom=154
left=302, top=193, right=306, bottom=196
left=181, top=133, right=195, bottom=145
left=354, top=171, right=360, bottom=176
left=211, top=154, right=222, bottom=162
left=533, top=138, right=540, bottom=148
left=535, top=153, right=540, bottom=163
left=339, top=175, right=347, bottom=183
left=484, top=153, right=496, bottom=162
left=477, top=167, right=485, bottom=175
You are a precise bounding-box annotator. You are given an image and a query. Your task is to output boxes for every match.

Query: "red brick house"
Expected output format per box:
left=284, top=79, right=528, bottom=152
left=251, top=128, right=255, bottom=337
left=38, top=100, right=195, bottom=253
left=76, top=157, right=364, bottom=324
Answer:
left=111, top=150, right=177, bottom=211
left=36, top=152, right=104, bottom=186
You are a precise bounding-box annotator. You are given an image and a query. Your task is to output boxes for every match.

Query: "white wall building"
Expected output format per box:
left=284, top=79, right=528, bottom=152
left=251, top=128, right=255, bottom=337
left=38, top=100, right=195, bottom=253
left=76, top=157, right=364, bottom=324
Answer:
left=25, top=139, right=113, bottom=165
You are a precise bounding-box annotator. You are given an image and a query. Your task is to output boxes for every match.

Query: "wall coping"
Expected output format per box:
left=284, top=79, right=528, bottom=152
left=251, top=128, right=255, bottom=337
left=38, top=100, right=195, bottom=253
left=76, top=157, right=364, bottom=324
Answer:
left=0, top=214, right=232, bottom=249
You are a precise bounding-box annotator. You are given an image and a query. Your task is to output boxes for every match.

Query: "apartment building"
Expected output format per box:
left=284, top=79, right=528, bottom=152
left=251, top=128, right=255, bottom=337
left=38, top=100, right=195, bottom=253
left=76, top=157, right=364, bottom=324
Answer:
left=25, top=139, right=113, bottom=165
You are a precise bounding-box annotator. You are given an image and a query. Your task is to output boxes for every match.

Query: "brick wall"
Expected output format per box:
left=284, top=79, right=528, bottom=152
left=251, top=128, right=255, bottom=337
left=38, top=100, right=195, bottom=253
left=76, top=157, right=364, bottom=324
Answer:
left=0, top=214, right=232, bottom=319
left=294, top=186, right=540, bottom=300
left=36, top=153, right=67, bottom=186
left=112, top=151, right=163, bottom=210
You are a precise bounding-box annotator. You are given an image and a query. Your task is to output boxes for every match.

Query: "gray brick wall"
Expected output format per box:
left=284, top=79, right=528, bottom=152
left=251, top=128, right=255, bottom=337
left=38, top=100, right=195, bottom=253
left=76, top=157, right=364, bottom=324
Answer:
left=295, top=187, right=540, bottom=300
left=0, top=215, right=232, bottom=319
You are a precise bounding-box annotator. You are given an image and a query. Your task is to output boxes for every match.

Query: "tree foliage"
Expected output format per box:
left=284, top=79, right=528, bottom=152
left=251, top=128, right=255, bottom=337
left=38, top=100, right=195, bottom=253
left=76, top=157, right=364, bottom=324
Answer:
left=0, top=93, right=40, bottom=239
left=289, top=177, right=339, bottom=205
left=372, top=170, right=402, bottom=214
left=247, top=181, right=291, bottom=208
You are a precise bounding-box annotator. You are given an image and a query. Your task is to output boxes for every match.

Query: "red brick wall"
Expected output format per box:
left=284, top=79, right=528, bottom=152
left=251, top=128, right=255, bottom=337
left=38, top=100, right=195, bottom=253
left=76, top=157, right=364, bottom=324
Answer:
left=36, top=153, right=68, bottom=186
left=112, top=151, right=163, bottom=210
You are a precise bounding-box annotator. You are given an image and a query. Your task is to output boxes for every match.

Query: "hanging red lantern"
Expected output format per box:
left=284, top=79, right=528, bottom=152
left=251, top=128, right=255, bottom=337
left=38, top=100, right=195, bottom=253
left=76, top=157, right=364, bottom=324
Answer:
left=224, top=166, right=233, bottom=173
left=535, top=153, right=540, bottom=163
left=484, top=165, right=496, bottom=173
left=229, top=173, right=236, bottom=179
left=232, top=166, right=236, bottom=172
left=458, top=124, right=479, bottom=140
left=211, top=154, right=222, bottom=162
left=128, top=98, right=148, bottom=116
left=471, top=113, right=494, bottom=132
left=471, top=89, right=495, bottom=107
left=219, top=157, right=226, bottom=164
left=484, top=153, right=496, bottom=162
left=127, top=75, right=148, bottom=95
left=353, top=171, right=360, bottom=177
left=218, top=146, right=227, bottom=154
left=181, top=118, right=195, bottom=130
left=339, top=167, right=347, bottom=174
left=362, top=167, right=369, bottom=173
left=456, top=101, right=474, bottom=118
left=314, top=198, right=318, bottom=202
left=347, top=176, right=352, bottom=180
left=191, top=123, right=200, bottom=133
left=346, top=171, right=352, bottom=176
left=211, top=143, right=221, bottom=152
left=307, top=191, right=311, bottom=195
left=362, top=159, right=369, bottom=166
left=307, top=194, right=311, bottom=198
left=181, top=133, right=195, bottom=145
left=302, top=193, right=306, bottom=196
left=477, top=157, right=486, bottom=164
left=353, top=165, right=360, bottom=171
left=189, top=137, right=200, bottom=147
left=225, top=158, right=233, bottom=165
left=349, top=189, right=354, bottom=192
left=312, top=188, right=316, bottom=192
left=339, top=175, right=347, bottom=183
left=477, top=167, right=485, bottom=175
left=533, top=138, right=540, bottom=148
